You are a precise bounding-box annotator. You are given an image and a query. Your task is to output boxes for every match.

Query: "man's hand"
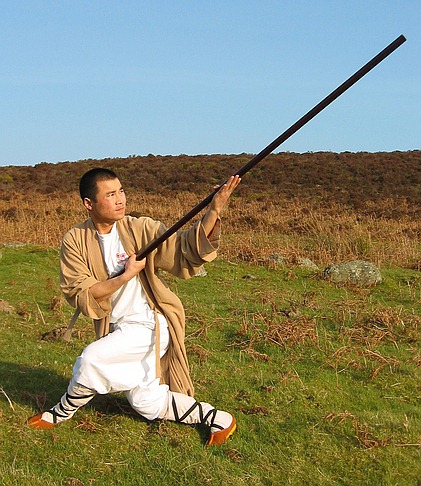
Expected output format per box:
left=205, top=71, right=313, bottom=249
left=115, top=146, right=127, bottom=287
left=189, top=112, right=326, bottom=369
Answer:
left=202, top=175, right=241, bottom=237
left=210, top=175, right=241, bottom=216
left=123, top=255, right=146, bottom=282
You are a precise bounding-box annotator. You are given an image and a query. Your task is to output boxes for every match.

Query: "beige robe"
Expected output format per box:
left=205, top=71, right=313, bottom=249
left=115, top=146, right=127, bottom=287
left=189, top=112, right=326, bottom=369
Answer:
left=60, top=215, right=220, bottom=397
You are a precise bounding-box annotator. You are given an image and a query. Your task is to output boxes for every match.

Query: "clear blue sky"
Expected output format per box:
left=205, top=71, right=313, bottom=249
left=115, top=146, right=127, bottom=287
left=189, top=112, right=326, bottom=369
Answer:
left=1, top=1, right=420, bottom=167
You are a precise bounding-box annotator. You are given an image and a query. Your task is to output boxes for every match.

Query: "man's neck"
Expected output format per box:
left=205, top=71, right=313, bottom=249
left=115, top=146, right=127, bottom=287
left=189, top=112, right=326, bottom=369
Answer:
left=93, top=220, right=115, bottom=235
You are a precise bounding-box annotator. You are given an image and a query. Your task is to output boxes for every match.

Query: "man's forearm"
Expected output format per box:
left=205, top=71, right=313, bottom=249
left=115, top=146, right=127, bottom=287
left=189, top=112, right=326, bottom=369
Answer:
left=201, top=208, right=220, bottom=237
left=89, top=274, right=129, bottom=302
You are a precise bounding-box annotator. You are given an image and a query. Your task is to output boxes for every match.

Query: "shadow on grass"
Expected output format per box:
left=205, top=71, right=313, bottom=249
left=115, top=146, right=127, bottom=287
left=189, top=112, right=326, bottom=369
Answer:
left=0, top=360, right=140, bottom=418
left=0, top=361, right=211, bottom=443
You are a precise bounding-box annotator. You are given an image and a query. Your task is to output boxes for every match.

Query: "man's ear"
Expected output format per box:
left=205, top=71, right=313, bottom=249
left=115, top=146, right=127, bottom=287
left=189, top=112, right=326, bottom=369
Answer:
left=83, top=197, right=93, bottom=211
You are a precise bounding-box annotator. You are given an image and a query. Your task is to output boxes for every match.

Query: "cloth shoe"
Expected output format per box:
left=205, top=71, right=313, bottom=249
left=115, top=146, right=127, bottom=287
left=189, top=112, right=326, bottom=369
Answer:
left=27, top=412, right=57, bottom=429
left=160, top=391, right=236, bottom=445
left=27, top=379, right=95, bottom=429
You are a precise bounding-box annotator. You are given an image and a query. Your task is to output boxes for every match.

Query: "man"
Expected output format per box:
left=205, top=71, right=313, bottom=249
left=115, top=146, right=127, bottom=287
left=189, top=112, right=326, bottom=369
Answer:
left=27, top=167, right=240, bottom=445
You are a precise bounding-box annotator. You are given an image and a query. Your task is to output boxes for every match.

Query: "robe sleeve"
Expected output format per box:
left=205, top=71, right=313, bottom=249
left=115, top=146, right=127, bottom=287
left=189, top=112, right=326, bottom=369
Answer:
left=60, top=230, right=111, bottom=319
left=135, top=217, right=221, bottom=278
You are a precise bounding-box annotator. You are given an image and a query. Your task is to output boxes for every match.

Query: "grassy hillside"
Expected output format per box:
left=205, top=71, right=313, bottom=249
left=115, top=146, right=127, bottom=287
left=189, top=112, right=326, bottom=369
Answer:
left=0, top=245, right=420, bottom=485
left=0, top=152, right=420, bottom=484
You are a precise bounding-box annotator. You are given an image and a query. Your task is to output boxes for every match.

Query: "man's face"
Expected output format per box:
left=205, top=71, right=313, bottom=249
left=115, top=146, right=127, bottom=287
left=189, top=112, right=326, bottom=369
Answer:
left=83, top=178, right=126, bottom=227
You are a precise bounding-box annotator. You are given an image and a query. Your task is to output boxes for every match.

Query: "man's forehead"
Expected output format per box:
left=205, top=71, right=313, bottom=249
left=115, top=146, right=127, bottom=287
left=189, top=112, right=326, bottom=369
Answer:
left=96, top=178, right=122, bottom=191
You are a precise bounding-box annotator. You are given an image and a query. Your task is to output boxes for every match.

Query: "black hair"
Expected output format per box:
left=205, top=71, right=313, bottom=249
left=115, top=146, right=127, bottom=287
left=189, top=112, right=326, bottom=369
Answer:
left=79, top=168, right=119, bottom=201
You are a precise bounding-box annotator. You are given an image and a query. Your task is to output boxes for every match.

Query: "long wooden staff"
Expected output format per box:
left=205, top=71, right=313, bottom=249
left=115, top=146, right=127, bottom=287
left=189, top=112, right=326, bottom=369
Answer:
left=64, top=35, right=406, bottom=337
left=134, top=34, right=406, bottom=261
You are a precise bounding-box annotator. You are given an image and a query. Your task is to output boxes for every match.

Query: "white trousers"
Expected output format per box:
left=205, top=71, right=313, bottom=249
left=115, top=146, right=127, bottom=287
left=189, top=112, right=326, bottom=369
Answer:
left=72, top=321, right=170, bottom=421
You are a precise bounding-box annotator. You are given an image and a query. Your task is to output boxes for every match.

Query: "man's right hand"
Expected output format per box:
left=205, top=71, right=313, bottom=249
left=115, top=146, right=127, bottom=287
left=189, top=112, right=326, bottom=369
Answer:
left=123, top=255, right=146, bottom=282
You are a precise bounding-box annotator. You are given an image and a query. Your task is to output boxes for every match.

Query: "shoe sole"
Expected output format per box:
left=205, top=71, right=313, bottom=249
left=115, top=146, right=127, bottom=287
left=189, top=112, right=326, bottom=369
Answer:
left=207, top=417, right=237, bottom=445
left=27, top=413, right=56, bottom=430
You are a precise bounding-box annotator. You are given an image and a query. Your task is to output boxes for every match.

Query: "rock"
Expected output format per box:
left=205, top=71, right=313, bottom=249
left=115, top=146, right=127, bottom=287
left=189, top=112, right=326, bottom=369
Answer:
left=267, top=253, right=287, bottom=266
left=298, top=257, right=319, bottom=271
left=324, top=260, right=382, bottom=286
left=194, top=266, right=208, bottom=277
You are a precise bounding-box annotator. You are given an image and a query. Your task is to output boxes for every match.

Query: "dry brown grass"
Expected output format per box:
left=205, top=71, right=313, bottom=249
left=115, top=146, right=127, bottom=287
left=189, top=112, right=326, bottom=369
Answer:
left=232, top=306, right=320, bottom=355
left=1, top=189, right=419, bottom=270
left=324, top=410, right=391, bottom=449
left=325, top=409, right=421, bottom=449
left=325, top=304, right=420, bottom=380
left=338, top=306, right=420, bottom=347
left=1, top=151, right=420, bottom=268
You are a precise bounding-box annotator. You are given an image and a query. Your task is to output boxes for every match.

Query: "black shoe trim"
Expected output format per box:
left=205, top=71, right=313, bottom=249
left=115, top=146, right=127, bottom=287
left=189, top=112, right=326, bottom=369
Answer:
left=171, top=397, right=218, bottom=426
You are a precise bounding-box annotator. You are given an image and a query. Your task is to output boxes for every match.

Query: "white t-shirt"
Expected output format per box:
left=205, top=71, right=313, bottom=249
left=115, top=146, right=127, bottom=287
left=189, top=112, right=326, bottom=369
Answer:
left=97, top=223, right=165, bottom=330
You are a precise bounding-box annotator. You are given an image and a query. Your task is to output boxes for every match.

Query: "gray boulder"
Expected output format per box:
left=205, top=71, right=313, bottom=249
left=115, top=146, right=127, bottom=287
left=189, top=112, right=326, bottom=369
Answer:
left=267, top=253, right=287, bottom=266
left=194, top=266, right=208, bottom=277
left=298, top=257, right=319, bottom=271
left=324, top=260, right=382, bottom=286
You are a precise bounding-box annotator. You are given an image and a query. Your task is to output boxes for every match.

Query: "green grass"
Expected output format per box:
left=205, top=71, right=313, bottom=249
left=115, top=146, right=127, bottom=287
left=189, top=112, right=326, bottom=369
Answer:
left=0, top=245, right=420, bottom=485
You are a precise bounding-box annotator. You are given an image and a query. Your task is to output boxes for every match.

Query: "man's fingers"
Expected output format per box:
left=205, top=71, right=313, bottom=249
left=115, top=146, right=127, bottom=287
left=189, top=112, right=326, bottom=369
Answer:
left=223, top=175, right=241, bottom=194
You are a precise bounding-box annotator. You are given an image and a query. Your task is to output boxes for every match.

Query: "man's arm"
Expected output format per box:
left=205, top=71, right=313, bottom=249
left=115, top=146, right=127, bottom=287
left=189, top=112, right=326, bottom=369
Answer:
left=90, top=255, right=146, bottom=302
left=201, top=175, right=241, bottom=237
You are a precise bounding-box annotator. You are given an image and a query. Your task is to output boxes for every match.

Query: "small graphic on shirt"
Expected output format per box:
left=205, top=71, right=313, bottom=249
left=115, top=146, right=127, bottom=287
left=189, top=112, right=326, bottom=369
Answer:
left=116, top=252, right=128, bottom=266
left=110, top=251, right=128, bottom=278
